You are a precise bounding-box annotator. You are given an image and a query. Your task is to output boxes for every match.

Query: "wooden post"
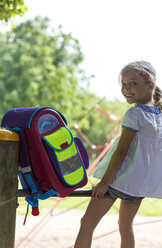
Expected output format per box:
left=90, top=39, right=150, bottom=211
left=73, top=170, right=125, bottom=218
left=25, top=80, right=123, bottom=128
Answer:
left=0, top=128, right=19, bottom=248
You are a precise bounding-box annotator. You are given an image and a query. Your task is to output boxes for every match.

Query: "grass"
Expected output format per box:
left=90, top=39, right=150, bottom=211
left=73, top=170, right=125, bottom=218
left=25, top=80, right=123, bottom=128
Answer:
left=17, top=177, right=162, bottom=217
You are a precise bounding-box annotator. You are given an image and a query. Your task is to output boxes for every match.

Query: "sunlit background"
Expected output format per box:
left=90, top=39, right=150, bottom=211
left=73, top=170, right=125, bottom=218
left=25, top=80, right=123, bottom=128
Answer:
left=1, top=0, right=162, bottom=101
left=1, top=2, right=162, bottom=248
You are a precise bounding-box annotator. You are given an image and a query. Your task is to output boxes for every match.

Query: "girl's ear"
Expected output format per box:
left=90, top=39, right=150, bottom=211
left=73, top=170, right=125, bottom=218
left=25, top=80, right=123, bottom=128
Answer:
left=149, top=82, right=154, bottom=90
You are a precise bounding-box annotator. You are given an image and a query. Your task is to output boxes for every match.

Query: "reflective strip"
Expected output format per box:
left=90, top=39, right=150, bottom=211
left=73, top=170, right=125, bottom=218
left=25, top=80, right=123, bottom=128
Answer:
left=18, top=166, right=32, bottom=173
left=59, top=154, right=82, bottom=175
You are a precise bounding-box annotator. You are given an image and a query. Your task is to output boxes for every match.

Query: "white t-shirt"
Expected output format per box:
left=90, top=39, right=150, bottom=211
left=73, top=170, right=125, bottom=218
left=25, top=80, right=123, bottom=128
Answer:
left=110, top=104, right=162, bottom=198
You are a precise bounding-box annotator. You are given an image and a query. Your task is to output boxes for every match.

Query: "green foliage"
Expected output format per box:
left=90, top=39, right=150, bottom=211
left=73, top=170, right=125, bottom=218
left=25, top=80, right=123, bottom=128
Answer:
left=0, top=16, right=91, bottom=117
left=0, top=16, right=130, bottom=150
left=0, top=0, right=27, bottom=21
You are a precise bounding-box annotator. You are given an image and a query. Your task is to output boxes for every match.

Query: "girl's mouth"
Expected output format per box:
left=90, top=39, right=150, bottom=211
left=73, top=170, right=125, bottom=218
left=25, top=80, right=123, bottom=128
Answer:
left=124, top=94, right=134, bottom=98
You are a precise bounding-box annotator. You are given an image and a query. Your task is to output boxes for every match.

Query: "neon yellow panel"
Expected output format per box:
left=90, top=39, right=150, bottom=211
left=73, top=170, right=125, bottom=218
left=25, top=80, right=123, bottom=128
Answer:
left=55, top=143, right=77, bottom=161
left=63, top=167, right=84, bottom=185
left=44, top=127, right=72, bottom=150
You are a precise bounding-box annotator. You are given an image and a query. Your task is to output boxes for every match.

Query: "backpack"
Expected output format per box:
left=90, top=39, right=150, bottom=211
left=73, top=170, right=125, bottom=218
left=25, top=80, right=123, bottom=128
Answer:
left=1, top=107, right=89, bottom=220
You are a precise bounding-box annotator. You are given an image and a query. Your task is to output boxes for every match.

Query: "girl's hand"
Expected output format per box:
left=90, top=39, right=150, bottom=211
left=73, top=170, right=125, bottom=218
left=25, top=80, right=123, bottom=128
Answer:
left=91, top=181, right=108, bottom=199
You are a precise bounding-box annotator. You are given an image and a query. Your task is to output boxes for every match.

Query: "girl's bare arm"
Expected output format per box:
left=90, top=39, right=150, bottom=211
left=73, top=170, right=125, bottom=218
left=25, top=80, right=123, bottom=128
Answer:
left=91, top=128, right=136, bottom=199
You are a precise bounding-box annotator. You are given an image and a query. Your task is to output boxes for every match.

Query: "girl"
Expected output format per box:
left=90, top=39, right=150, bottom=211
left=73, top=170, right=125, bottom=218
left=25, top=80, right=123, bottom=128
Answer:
left=74, top=61, right=162, bottom=248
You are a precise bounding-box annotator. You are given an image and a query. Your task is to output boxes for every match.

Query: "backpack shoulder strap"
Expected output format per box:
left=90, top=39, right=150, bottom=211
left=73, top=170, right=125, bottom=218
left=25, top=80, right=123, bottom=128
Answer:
left=18, top=129, right=39, bottom=195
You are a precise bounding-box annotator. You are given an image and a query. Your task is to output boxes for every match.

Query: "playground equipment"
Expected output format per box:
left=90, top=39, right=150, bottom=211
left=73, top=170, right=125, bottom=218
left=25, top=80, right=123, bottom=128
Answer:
left=0, top=100, right=121, bottom=247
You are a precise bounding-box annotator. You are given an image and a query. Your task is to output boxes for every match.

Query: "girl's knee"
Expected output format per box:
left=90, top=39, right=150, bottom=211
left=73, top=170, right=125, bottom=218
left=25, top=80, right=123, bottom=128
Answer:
left=80, top=215, right=90, bottom=228
left=80, top=214, right=97, bottom=232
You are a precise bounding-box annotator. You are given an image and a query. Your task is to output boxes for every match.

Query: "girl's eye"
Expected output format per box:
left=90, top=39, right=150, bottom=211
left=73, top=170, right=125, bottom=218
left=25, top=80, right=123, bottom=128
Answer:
left=121, top=81, right=137, bottom=88
left=122, top=82, right=126, bottom=87
left=131, top=82, right=137, bottom=86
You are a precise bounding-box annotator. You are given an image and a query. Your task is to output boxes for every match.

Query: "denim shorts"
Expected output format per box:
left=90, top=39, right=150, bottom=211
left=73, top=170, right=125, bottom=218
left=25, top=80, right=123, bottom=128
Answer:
left=107, top=186, right=144, bottom=202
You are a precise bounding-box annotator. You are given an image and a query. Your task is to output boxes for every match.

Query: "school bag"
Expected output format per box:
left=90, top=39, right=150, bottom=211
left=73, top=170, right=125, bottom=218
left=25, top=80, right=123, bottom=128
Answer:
left=1, top=107, right=89, bottom=219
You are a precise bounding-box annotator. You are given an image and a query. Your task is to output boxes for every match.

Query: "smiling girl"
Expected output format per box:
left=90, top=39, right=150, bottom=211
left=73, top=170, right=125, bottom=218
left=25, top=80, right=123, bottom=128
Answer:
left=74, top=61, right=162, bottom=248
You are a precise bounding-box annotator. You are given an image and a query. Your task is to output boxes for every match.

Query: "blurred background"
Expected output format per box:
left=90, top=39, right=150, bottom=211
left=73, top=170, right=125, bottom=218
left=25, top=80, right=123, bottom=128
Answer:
left=1, top=1, right=162, bottom=247
left=1, top=0, right=162, bottom=153
left=1, top=0, right=162, bottom=101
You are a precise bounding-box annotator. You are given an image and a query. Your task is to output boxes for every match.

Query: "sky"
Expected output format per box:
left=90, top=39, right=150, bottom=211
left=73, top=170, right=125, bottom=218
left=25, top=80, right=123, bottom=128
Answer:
left=1, top=0, right=162, bottom=101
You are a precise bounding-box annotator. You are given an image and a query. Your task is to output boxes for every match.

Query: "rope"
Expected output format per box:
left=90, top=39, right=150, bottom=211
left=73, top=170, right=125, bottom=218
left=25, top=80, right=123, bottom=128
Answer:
left=16, top=197, right=162, bottom=247
left=74, top=123, right=106, bottom=150
left=16, top=198, right=90, bottom=248
left=66, top=218, right=162, bottom=248
left=70, top=98, right=105, bottom=128
left=95, top=104, right=121, bottom=124
left=71, top=98, right=121, bottom=151
left=87, top=130, right=120, bottom=173
left=16, top=199, right=63, bottom=248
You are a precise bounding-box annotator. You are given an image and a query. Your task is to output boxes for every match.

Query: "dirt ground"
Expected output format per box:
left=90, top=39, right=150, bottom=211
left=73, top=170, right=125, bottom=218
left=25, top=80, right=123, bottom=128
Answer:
left=15, top=209, right=162, bottom=248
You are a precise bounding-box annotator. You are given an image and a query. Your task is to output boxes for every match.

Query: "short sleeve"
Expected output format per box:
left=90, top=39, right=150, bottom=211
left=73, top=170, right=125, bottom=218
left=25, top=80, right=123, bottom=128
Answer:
left=121, top=107, right=139, bottom=132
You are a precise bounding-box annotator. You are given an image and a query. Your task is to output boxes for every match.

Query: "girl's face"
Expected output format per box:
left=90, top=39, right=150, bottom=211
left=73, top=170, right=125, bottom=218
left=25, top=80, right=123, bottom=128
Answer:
left=121, top=69, right=154, bottom=105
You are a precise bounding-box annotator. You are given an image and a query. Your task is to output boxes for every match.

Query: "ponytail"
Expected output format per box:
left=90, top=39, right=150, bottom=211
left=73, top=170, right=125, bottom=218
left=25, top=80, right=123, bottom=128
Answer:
left=153, top=86, right=162, bottom=109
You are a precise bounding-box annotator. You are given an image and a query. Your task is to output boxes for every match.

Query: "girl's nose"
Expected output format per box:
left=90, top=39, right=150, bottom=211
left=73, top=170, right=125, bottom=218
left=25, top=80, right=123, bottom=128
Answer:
left=125, top=84, right=130, bottom=89
left=123, top=84, right=133, bottom=91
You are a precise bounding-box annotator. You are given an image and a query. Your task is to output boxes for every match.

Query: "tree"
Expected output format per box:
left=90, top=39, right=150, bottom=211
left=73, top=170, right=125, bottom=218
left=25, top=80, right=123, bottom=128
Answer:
left=0, top=16, right=91, bottom=117
left=0, top=0, right=27, bottom=21
left=0, top=16, right=129, bottom=152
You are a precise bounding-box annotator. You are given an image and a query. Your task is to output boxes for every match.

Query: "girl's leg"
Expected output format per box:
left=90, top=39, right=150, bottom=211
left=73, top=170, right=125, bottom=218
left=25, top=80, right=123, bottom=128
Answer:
left=118, top=199, right=142, bottom=248
left=74, top=196, right=116, bottom=248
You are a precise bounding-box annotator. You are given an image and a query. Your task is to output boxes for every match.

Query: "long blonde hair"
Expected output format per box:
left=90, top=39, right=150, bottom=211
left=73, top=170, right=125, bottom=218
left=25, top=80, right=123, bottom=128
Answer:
left=153, top=86, right=162, bottom=109
left=120, top=61, right=162, bottom=109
